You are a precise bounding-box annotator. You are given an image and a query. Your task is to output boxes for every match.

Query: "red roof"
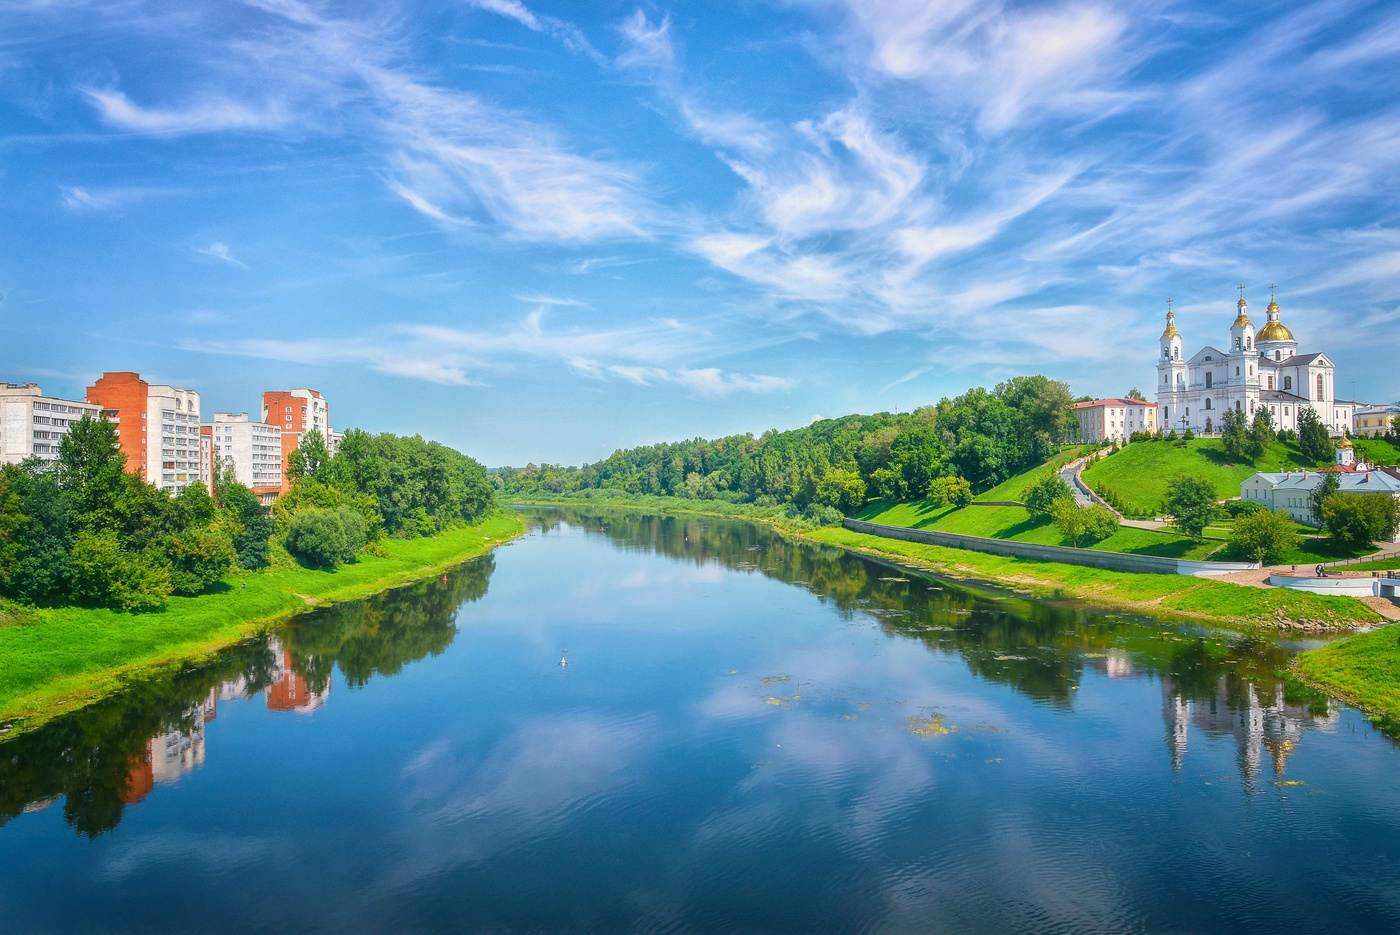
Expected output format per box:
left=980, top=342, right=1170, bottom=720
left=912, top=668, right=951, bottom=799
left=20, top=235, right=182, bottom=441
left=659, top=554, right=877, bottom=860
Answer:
left=1074, top=398, right=1151, bottom=409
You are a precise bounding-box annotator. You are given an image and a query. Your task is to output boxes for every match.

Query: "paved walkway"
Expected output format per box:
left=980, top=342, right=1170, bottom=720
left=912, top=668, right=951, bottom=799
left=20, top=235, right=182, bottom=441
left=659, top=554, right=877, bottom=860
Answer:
left=1059, top=458, right=1093, bottom=507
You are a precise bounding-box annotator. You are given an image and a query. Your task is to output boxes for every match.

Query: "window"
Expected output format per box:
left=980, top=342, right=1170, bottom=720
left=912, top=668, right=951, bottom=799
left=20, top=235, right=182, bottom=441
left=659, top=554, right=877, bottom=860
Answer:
left=1236, top=367, right=1240, bottom=376
left=1206, top=372, right=1213, bottom=388
left=1284, top=376, right=1292, bottom=390
left=1205, top=398, right=1212, bottom=410
left=1317, top=374, right=1324, bottom=400
left=1275, top=351, right=1281, bottom=360
left=1268, top=376, right=1274, bottom=390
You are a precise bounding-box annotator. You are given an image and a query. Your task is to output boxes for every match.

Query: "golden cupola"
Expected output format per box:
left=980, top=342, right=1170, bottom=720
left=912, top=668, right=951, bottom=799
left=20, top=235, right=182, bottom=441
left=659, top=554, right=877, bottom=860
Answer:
left=1160, top=310, right=1180, bottom=340
left=1232, top=295, right=1252, bottom=329
left=1257, top=297, right=1295, bottom=342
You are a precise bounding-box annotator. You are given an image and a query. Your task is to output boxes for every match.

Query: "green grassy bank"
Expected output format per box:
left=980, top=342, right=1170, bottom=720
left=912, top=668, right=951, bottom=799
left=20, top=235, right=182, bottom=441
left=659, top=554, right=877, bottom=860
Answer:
left=0, top=513, right=525, bottom=729
left=512, top=496, right=1382, bottom=629
left=854, top=500, right=1221, bottom=560
left=802, top=525, right=1381, bottom=629
left=1296, top=627, right=1400, bottom=726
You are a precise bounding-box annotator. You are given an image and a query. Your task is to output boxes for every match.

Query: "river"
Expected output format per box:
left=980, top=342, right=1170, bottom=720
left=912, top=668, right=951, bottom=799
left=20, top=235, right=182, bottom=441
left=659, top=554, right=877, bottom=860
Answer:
left=3, top=507, right=1400, bottom=933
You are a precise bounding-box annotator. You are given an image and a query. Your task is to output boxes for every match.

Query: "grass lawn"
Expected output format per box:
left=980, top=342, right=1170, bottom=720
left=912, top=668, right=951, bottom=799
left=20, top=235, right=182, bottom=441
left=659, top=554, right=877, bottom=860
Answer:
left=1354, top=437, right=1400, bottom=467
left=1081, top=437, right=1322, bottom=516
left=1296, top=627, right=1400, bottom=726
left=973, top=446, right=1092, bottom=502
left=805, top=525, right=1382, bottom=628
left=854, top=501, right=1221, bottom=560
left=0, top=513, right=525, bottom=728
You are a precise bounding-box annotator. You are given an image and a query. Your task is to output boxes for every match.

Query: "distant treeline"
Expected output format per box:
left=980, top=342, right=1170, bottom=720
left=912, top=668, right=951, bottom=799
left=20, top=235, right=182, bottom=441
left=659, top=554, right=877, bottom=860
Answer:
left=0, top=418, right=496, bottom=613
left=498, top=376, right=1073, bottom=510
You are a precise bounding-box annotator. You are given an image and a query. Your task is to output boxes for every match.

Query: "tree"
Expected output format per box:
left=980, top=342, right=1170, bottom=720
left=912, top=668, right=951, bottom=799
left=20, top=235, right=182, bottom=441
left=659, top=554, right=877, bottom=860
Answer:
left=928, top=476, right=973, bottom=508
left=815, top=469, right=865, bottom=513
left=869, top=466, right=908, bottom=501
left=285, top=507, right=366, bottom=567
left=69, top=529, right=171, bottom=612
left=1320, top=494, right=1400, bottom=550
left=1220, top=407, right=1249, bottom=460
left=56, top=416, right=126, bottom=528
left=1308, top=471, right=1340, bottom=526
left=1126, top=388, right=1145, bottom=400
left=1051, top=500, right=1118, bottom=547
left=1247, top=408, right=1275, bottom=461
left=164, top=527, right=236, bottom=595
left=1298, top=407, right=1332, bottom=463
left=0, top=462, right=72, bottom=602
left=1230, top=509, right=1300, bottom=564
left=1023, top=472, right=1074, bottom=516
left=286, top=430, right=330, bottom=484
left=1166, top=474, right=1217, bottom=540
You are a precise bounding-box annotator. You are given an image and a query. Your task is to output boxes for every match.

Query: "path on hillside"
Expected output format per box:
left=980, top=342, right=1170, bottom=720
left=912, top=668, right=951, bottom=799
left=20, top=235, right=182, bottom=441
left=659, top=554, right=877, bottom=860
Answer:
left=1060, top=458, right=1093, bottom=507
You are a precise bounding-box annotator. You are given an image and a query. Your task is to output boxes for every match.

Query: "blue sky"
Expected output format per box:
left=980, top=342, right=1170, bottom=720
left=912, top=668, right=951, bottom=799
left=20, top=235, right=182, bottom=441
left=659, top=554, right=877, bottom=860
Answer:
left=3, top=0, right=1399, bottom=465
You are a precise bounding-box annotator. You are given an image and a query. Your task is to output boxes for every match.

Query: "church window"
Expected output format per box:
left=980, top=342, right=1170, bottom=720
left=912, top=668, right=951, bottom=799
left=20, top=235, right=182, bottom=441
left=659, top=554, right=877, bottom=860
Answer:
left=1284, top=376, right=1292, bottom=390
left=1268, top=376, right=1274, bottom=390
left=1317, top=375, right=1324, bottom=400
left=1206, top=372, right=1213, bottom=388
left=1246, top=337, right=1252, bottom=349
left=1275, top=351, right=1280, bottom=360
left=1235, top=367, right=1240, bottom=376
left=1236, top=401, right=1242, bottom=411
left=1204, top=398, right=1212, bottom=410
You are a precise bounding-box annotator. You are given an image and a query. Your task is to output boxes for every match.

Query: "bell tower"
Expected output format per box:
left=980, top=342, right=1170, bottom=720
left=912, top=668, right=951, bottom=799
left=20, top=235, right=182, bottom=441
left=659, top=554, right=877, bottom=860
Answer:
left=1229, top=285, right=1255, bottom=355
left=1156, top=299, right=1186, bottom=428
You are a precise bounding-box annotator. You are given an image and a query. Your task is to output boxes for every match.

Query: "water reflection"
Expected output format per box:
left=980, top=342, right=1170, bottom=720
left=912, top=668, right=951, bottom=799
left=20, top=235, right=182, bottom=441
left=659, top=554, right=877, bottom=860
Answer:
left=0, top=553, right=496, bottom=838
left=0, top=509, right=1367, bottom=836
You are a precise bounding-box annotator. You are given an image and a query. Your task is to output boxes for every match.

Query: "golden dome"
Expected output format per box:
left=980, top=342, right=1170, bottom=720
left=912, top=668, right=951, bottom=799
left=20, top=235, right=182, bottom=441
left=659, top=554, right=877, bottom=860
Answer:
left=1267, top=299, right=1279, bottom=312
left=1161, top=312, right=1179, bottom=340
left=1337, top=438, right=1354, bottom=449
left=1237, top=297, right=1247, bottom=307
left=1257, top=320, right=1294, bottom=342
left=1233, top=309, right=1252, bottom=328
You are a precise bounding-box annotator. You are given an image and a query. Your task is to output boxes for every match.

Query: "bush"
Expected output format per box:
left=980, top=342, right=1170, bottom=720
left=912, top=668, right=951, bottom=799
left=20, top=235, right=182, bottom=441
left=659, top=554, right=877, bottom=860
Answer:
left=1321, top=494, right=1400, bottom=550
left=164, top=527, right=236, bottom=596
left=1230, top=509, right=1301, bottom=564
left=927, top=475, right=973, bottom=508
left=69, top=529, right=171, bottom=612
left=1226, top=499, right=1267, bottom=518
left=285, top=507, right=367, bottom=568
left=1050, top=499, right=1119, bottom=547
left=814, top=506, right=843, bottom=526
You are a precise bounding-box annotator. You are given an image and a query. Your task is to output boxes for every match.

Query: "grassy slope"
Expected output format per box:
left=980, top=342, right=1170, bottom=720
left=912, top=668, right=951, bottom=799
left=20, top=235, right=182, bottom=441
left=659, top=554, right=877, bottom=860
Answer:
left=1080, top=437, right=1315, bottom=515
left=854, top=501, right=1220, bottom=560
left=973, top=446, right=1092, bottom=502
left=1297, top=628, right=1400, bottom=725
left=0, top=513, right=525, bottom=726
left=1354, top=437, right=1400, bottom=467
left=806, top=525, right=1383, bottom=628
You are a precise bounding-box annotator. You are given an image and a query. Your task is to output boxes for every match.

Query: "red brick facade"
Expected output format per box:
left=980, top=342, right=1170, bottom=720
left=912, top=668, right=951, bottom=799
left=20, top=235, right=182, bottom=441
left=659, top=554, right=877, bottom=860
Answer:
left=86, top=372, right=149, bottom=480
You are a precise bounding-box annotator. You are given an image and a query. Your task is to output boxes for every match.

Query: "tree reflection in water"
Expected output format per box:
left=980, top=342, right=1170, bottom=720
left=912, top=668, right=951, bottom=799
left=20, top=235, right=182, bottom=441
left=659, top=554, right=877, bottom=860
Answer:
left=0, top=553, right=496, bottom=838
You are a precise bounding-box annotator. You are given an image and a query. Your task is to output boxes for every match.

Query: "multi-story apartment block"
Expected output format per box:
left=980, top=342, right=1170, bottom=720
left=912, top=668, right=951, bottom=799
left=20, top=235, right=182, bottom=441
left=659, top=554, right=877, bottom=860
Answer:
left=0, top=383, right=103, bottom=465
left=261, top=388, right=331, bottom=492
left=86, top=372, right=210, bottom=494
left=202, top=413, right=285, bottom=504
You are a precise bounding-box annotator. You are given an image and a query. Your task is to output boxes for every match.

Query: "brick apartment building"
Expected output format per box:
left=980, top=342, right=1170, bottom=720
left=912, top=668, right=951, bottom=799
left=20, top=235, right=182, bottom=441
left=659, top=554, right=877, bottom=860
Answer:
left=261, top=388, right=332, bottom=492
left=86, top=372, right=211, bottom=494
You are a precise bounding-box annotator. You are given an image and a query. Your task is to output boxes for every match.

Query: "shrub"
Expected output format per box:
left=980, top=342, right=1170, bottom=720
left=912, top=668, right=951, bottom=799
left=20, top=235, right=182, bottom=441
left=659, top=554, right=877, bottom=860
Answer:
left=1226, top=499, right=1267, bottom=518
left=927, top=476, right=973, bottom=508
left=164, top=527, right=236, bottom=595
left=1183, top=428, right=1196, bottom=441
left=814, top=506, right=843, bottom=526
left=1230, top=509, right=1301, bottom=564
left=285, top=507, right=366, bottom=568
left=1321, top=494, right=1400, bottom=550
left=69, top=529, right=171, bottom=612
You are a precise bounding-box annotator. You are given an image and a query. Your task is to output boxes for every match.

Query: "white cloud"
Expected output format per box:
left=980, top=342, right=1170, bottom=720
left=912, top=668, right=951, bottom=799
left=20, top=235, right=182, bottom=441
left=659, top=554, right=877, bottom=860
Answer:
left=194, top=242, right=247, bottom=267
left=83, top=88, right=284, bottom=134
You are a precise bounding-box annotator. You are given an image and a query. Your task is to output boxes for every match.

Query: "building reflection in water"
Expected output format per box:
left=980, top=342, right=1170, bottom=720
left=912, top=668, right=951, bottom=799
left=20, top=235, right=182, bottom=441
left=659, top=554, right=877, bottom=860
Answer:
left=120, top=638, right=330, bottom=804
left=1161, top=674, right=1337, bottom=790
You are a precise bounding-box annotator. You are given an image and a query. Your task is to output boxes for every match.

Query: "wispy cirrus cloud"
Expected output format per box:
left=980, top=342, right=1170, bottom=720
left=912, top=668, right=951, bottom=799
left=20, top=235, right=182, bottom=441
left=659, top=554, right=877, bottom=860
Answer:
left=194, top=242, right=246, bottom=267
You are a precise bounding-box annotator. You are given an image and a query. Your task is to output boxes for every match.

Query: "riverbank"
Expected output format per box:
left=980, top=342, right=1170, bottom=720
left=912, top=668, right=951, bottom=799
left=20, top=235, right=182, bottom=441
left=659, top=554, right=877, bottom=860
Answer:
left=1295, top=630, right=1400, bottom=728
left=512, top=497, right=1383, bottom=630
left=0, top=512, right=526, bottom=732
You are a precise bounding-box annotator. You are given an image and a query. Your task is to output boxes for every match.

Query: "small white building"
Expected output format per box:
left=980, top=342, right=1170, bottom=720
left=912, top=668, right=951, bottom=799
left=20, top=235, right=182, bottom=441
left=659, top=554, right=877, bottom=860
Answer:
left=1073, top=397, right=1157, bottom=442
left=0, top=382, right=103, bottom=465
left=204, top=412, right=285, bottom=504
left=1240, top=466, right=1400, bottom=536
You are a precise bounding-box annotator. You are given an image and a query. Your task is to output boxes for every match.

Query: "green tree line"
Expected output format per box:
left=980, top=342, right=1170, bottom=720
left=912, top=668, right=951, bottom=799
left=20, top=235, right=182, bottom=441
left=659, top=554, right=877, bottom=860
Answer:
left=498, top=375, right=1074, bottom=511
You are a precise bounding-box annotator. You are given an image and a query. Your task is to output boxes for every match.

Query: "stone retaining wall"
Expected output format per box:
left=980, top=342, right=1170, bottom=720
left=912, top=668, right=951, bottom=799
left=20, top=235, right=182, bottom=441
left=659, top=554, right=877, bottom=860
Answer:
left=842, top=519, right=1259, bottom=577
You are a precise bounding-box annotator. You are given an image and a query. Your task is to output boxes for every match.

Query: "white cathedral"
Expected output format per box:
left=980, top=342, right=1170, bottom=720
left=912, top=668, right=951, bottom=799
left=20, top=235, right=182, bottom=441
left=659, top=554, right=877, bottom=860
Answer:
left=1155, top=290, right=1352, bottom=437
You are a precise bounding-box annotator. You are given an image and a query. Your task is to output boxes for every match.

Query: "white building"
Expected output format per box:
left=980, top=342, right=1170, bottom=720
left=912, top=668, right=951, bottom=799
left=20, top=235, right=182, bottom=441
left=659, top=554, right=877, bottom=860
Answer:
left=1156, top=291, right=1353, bottom=437
left=0, top=383, right=103, bottom=465
left=204, top=412, right=285, bottom=504
left=1073, top=397, right=1158, bottom=442
left=1240, top=466, right=1400, bottom=535
left=86, top=372, right=212, bottom=495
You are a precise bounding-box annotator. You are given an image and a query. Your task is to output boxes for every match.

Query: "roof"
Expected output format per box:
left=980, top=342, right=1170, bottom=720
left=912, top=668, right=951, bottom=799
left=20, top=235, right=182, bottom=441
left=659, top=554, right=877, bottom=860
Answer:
left=1356, top=403, right=1400, bottom=415
left=1247, top=470, right=1400, bottom=495
left=1258, top=390, right=1309, bottom=403
left=1288, top=352, right=1330, bottom=366
left=1074, top=398, right=1151, bottom=409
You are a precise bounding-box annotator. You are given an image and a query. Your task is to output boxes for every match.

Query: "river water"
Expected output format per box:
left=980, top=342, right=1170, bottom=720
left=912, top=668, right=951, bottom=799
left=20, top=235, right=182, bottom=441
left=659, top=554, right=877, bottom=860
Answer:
left=3, top=507, right=1400, bottom=934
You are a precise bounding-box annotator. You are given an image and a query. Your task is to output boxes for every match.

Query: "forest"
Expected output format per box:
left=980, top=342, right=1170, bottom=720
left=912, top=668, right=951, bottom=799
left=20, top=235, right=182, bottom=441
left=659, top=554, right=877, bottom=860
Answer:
left=497, top=375, right=1074, bottom=512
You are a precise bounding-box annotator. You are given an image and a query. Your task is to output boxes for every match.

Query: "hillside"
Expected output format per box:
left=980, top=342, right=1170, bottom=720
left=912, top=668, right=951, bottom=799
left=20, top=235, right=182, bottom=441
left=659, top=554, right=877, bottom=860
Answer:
left=853, top=501, right=1220, bottom=560
left=1080, top=437, right=1318, bottom=516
